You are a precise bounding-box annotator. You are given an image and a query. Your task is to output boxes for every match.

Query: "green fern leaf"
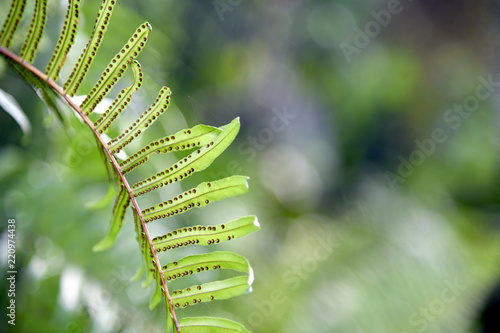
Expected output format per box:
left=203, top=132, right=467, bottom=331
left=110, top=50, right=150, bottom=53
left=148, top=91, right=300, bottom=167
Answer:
left=152, top=216, right=260, bottom=252
left=108, top=86, right=171, bottom=154
left=142, top=176, right=249, bottom=222
left=171, top=275, right=252, bottom=309
left=142, top=247, right=156, bottom=288
left=86, top=182, right=116, bottom=209
left=4, top=58, right=67, bottom=125
left=133, top=209, right=155, bottom=287
left=162, top=251, right=250, bottom=281
left=179, top=317, right=250, bottom=333
left=92, top=184, right=131, bottom=251
left=45, top=0, right=81, bottom=81
left=166, top=312, right=174, bottom=333
left=94, top=59, right=143, bottom=133
left=0, top=0, right=26, bottom=48
left=63, top=0, right=118, bottom=95
left=131, top=118, right=240, bottom=196
left=80, top=22, right=151, bottom=115
left=131, top=262, right=145, bottom=282
left=120, top=124, right=222, bottom=174
left=19, top=0, right=47, bottom=63
left=149, top=267, right=163, bottom=310
left=1, top=0, right=259, bottom=329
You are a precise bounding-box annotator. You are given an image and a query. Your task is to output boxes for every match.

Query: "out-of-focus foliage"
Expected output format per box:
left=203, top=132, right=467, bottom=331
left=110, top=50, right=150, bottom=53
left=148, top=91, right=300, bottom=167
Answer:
left=1, top=0, right=500, bottom=332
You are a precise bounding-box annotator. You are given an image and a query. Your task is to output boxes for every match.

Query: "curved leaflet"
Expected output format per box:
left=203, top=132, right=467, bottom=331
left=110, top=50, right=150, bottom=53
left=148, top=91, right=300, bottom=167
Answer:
left=120, top=124, right=222, bottom=174
left=45, top=0, right=81, bottom=81
left=171, top=275, right=252, bottom=309
left=179, top=317, right=250, bottom=333
left=64, top=0, right=118, bottom=95
left=107, top=86, right=171, bottom=154
left=142, top=176, right=249, bottom=222
left=93, top=185, right=131, bottom=251
left=94, top=60, right=143, bottom=133
left=80, top=22, right=151, bottom=115
left=152, top=216, right=260, bottom=252
left=162, top=251, right=250, bottom=281
left=19, top=0, right=47, bottom=63
left=0, top=0, right=26, bottom=48
left=131, top=117, right=240, bottom=196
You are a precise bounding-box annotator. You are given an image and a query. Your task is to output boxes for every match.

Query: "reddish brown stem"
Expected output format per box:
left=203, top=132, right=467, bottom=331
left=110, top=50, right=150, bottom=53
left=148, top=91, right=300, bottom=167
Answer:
left=0, top=46, right=181, bottom=333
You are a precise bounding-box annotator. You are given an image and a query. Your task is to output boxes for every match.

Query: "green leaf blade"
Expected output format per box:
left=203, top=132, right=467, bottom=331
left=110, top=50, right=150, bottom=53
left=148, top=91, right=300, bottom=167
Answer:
left=179, top=317, right=251, bottom=333
left=152, top=216, right=259, bottom=253
left=93, top=185, right=131, bottom=252
left=131, top=117, right=240, bottom=196
left=0, top=0, right=26, bottom=48
left=149, top=268, right=163, bottom=310
left=45, top=0, right=81, bottom=81
left=142, top=176, right=249, bottom=222
left=80, top=22, right=151, bottom=115
left=19, top=0, right=47, bottom=63
left=94, top=59, right=143, bottom=133
left=108, top=86, right=171, bottom=154
left=5, top=59, right=67, bottom=125
left=120, top=124, right=222, bottom=174
left=132, top=210, right=155, bottom=288
left=63, top=0, right=118, bottom=95
left=86, top=182, right=116, bottom=210
left=171, top=275, right=252, bottom=309
left=162, top=251, right=250, bottom=282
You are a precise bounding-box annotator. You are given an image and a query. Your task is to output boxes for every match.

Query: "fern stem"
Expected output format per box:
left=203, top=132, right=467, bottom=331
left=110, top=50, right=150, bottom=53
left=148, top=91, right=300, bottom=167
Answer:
left=0, top=45, right=181, bottom=333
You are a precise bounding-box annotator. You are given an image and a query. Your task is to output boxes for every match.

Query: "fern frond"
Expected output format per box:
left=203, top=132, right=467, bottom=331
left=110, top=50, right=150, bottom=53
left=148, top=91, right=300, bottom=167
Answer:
left=131, top=118, right=240, bottom=196
left=162, top=251, right=250, bottom=281
left=63, top=0, right=118, bottom=95
left=80, top=22, right=151, bottom=115
left=141, top=176, right=249, bottom=222
left=108, top=86, right=171, bottom=154
left=120, top=124, right=222, bottom=174
left=94, top=59, right=143, bottom=133
left=0, top=0, right=26, bottom=48
left=1, top=1, right=258, bottom=331
left=171, top=275, right=252, bottom=309
left=45, top=0, right=81, bottom=81
left=152, top=216, right=260, bottom=252
left=179, top=317, right=251, bottom=333
left=19, top=0, right=47, bottom=63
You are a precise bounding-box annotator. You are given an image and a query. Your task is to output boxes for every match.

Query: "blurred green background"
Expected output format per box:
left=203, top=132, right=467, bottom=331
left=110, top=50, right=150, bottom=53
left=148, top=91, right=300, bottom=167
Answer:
left=1, top=0, right=500, bottom=332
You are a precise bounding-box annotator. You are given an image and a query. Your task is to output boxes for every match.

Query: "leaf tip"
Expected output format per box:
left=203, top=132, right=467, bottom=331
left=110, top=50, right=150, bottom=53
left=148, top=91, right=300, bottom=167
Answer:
left=252, top=216, right=261, bottom=229
left=149, top=296, right=161, bottom=310
left=131, top=265, right=145, bottom=282
left=233, top=117, right=241, bottom=129
left=247, top=266, right=254, bottom=293
left=92, top=238, right=112, bottom=252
